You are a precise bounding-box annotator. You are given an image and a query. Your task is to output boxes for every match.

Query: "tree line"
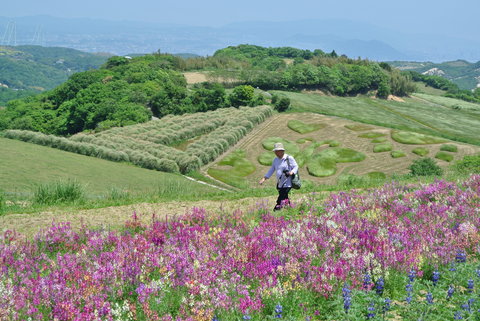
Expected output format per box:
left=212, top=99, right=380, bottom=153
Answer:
left=0, top=45, right=420, bottom=136
left=0, top=54, right=266, bottom=135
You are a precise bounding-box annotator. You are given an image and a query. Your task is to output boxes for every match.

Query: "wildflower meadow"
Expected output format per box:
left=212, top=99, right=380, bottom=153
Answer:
left=1, top=175, right=480, bottom=320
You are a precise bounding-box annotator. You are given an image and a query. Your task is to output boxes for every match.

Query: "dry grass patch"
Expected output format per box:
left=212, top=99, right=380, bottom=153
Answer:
left=183, top=72, right=208, bottom=84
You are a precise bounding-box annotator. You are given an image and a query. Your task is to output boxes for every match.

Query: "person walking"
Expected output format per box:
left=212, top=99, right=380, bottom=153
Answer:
left=259, top=142, right=299, bottom=211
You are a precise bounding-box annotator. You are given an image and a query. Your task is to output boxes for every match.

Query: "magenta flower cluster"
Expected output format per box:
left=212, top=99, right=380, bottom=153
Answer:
left=0, top=175, right=479, bottom=320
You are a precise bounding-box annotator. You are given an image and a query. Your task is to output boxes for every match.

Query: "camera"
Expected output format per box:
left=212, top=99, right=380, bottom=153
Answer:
left=283, top=169, right=291, bottom=177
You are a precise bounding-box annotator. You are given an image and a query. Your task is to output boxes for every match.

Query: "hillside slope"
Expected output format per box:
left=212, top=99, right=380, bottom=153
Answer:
left=0, top=45, right=108, bottom=105
left=0, top=137, right=215, bottom=197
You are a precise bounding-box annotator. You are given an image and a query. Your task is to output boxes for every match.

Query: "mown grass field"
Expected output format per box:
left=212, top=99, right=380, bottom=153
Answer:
left=275, top=91, right=480, bottom=146
left=206, top=112, right=479, bottom=188
left=0, top=137, right=217, bottom=199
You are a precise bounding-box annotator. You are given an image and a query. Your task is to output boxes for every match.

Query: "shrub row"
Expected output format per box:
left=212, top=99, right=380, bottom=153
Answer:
left=4, top=130, right=180, bottom=173
left=4, top=130, right=129, bottom=162
left=186, top=106, right=273, bottom=165
left=4, top=106, right=273, bottom=174
left=92, top=107, right=242, bottom=146
left=73, top=133, right=200, bottom=173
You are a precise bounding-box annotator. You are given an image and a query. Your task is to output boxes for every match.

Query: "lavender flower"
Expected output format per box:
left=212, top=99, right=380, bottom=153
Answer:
left=406, top=283, right=413, bottom=293
left=456, top=251, right=467, bottom=263
left=426, top=292, right=433, bottom=304
left=461, top=303, right=470, bottom=313
left=376, top=277, right=385, bottom=295
left=343, top=283, right=352, bottom=313
left=468, top=279, right=474, bottom=293
left=432, top=270, right=440, bottom=286
left=383, top=298, right=391, bottom=312
left=275, top=304, right=283, bottom=318
left=364, top=273, right=372, bottom=290
left=447, top=285, right=455, bottom=299
left=408, top=269, right=416, bottom=282
left=406, top=295, right=413, bottom=304
left=367, top=302, right=375, bottom=319
left=405, top=282, right=414, bottom=304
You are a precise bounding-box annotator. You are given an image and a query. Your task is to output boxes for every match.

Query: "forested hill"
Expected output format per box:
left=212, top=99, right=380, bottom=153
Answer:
left=0, top=45, right=417, bottom=136
left=389, top=60, right=480, bottom=90
left=0, top=45, right=108, bottom=104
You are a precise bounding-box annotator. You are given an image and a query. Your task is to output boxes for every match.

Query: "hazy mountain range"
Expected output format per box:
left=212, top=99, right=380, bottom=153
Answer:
left=1, top=15, right=479, bottom=62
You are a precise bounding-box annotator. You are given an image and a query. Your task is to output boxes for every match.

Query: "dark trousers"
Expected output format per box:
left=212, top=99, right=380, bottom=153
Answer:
left=274, top=187, right=291, bottom=210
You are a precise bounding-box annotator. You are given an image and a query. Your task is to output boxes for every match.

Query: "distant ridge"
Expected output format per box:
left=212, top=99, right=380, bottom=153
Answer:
left=0, top=45, right=108, bottom=104
left=389, top=60, right=480, bottom=90
left=1, top=15, right=479, bottom=61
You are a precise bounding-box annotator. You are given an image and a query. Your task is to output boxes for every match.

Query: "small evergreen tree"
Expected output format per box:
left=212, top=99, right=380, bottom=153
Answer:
left=409, top=158, right=443, bottom=176
left=274, top=97, right=291, bottom=112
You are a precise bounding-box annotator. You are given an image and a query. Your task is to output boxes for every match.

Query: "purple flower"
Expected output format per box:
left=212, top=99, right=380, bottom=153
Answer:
left=376, top=277, right=384, bottom=295
left=456, top=251, right=467, bottom=263
left=468, top=279, right=474, bottom=293
left=408, top=269, right=416, bottom=282
left=454, top=311, right=463, bottom=320
left=406, top=283, right=413, bottom=293
left=367, top=302, right=375, bottom=319
left=432, top=270, right=440, bottom=286
left=447, top=285, right=455, bottom=299
left=275, top=304, right=283, bottom=318
left=364, top=273, right=372, bottom=290
left=426, top=292, right=433, bottom=304
left=343, top=283, right=352, bottom=313
left=383, top=298, right=391, bottom=312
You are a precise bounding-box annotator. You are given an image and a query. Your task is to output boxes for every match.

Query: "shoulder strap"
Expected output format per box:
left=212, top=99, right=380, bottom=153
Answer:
left=286, top=155, right=291, bottom=169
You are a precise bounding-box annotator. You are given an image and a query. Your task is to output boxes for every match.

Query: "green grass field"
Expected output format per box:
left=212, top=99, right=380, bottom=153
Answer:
left=413, top=93, right=480, bottom=111
left=277, top=91, right=480, bottom=146
left=413, top=82, right=447, bottom=96
left=0, top=137, right=217, bottom=199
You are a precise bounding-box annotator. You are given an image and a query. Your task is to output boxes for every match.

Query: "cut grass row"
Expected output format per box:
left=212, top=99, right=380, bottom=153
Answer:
left=4, top=106, right=274, bottom=174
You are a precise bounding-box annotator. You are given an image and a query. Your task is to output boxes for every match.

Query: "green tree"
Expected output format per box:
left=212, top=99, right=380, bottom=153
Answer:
left=409, top=158, right=443, bottom=176
left=473, top=87, right=480, bottom=99
left=274, top=97, right=290, bottom=112
left=190, top=83, right=227, bottom=112
left=228, top=85, right=255, bottom=107
left=149, top=82, right=190, bottom=117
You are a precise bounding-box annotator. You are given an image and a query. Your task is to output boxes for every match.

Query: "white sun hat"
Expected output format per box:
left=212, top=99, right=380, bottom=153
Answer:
left=272, top=142, right=285, bottom=151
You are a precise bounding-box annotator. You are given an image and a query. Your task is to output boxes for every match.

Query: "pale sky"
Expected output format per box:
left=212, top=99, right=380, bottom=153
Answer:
left=1, top=0, right=479, bottom=39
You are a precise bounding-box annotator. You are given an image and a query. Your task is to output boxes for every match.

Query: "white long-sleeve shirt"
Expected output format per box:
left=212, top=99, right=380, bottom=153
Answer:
left=264, top=154, right=299, bottom=188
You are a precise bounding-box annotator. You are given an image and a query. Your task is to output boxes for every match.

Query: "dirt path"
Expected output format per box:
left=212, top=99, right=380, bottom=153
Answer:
left=1, top=193, right=315, bottom=238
